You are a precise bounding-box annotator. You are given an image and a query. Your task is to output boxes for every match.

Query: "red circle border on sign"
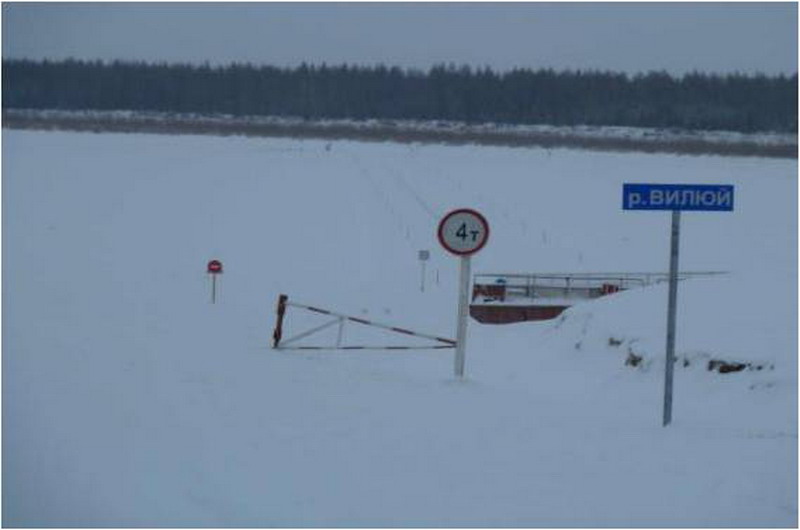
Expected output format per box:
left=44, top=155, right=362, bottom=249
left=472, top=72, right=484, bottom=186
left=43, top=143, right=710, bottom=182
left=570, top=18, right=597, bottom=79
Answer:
left=207, top=260, right=223, bottom=274
left=437, top=208, right=490, bottom=256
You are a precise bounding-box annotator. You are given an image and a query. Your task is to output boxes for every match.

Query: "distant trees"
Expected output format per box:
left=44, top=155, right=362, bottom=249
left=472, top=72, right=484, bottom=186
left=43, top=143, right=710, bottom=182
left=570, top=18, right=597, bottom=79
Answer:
left=3, top=58, right=797, bottom=133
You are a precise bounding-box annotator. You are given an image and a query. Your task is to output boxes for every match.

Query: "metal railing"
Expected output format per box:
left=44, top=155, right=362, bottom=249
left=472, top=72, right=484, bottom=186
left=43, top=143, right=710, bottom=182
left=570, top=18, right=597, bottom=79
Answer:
left=472, top=271, right=727, bottom=302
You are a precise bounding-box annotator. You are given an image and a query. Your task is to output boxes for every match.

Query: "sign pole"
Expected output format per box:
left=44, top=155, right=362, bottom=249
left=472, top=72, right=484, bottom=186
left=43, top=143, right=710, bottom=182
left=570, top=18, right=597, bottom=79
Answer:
left=623, top=183, right=732, bottom=427
left=207, top=259, right=223, bottom=305
left=454, top=255, right=471, bottom=378
left=437, top=208, right=489, bottom=380
left=663, top=209, right=681, bottom=426
left=418, top=250, right=430, bottom=293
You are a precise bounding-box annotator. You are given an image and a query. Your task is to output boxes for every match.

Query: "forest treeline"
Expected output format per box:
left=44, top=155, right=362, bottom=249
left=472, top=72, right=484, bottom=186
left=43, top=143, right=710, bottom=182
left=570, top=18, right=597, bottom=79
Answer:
left=3, top=59, right=797, bottom=133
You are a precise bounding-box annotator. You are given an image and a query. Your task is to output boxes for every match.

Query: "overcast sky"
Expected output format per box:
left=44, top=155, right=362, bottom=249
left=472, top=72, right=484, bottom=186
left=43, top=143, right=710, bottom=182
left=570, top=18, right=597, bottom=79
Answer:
left=3, top=2, right=797, bottom=76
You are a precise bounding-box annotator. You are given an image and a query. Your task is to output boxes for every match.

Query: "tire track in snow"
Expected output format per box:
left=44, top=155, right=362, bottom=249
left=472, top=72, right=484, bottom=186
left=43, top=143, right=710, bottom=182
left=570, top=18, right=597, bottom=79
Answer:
left=343, top=149, right=418, bottom=251
left=385, top=165, right=438, bottom=222
left=431, top=163, right=565, bottom=260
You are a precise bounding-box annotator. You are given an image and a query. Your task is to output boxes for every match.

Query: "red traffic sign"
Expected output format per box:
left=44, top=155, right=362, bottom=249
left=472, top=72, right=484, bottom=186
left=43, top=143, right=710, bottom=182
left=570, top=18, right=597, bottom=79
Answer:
left=437, top=208, right=490, bottom=256
left=207, top=260, right=223, bottom=274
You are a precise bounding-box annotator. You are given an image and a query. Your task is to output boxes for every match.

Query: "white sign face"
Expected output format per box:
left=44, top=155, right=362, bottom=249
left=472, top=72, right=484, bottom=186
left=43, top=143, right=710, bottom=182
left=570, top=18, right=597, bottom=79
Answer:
left=437, top=208, right=490, bottom=256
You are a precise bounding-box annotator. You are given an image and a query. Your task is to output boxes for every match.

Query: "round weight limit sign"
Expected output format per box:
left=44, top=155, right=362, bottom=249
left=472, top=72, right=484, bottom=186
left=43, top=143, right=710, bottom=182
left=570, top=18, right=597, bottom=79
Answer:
left=437, top=208, right=490, bottom=256
left=437, top=208, right=489, bottom=378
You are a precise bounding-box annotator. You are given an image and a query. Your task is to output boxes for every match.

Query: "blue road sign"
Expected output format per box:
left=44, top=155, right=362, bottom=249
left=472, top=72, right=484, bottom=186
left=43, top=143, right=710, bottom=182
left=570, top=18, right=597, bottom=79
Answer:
left=623, top=184, right=734, bottom=211
left=622, top=183, right=733, bottom=426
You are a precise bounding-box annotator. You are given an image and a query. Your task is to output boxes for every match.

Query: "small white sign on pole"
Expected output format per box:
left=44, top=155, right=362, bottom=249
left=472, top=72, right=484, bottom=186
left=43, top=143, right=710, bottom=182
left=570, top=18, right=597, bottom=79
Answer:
left=437, top=208, right=490, bottom=378
left=418, top=250, right=430, bottom=292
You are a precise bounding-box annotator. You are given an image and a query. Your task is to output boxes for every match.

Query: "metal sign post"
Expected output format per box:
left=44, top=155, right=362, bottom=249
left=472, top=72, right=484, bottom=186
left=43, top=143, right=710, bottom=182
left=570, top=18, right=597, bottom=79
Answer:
left=437, top=208, right=490, bottom=378
left=663, top=210, right=681, bottom=426
left=418, top=250, right=430, bottom=292
left=454, top=255, right=471, bottom=376
left=623, top=183, right=733, bottom=426
left=207, top=259, right=223, bottom=304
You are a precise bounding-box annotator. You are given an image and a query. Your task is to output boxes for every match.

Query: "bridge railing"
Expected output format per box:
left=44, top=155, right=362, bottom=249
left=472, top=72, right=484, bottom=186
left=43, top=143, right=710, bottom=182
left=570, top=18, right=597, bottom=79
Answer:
left=472, top=271, right=727, bottom=303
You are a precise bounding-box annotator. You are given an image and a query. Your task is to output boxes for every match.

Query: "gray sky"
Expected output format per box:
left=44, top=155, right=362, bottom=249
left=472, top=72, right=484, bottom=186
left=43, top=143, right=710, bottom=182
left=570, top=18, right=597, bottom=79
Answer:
left=2, top=2, right=797, bottom=75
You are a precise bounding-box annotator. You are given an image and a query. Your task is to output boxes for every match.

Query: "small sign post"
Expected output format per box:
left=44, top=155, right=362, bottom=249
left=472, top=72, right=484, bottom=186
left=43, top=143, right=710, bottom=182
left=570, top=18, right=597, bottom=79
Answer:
left=437, top=208, right=490, bottom=378
left=623, top=184, right=734, bottom=426
left=207, top=259, right=223, bottom=303
left=418, top=250, right=430, bottom=292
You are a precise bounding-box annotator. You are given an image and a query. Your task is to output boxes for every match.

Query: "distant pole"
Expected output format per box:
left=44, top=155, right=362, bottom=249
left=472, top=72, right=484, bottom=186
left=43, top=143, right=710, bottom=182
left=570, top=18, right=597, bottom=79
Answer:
left=207, top=259, right=223, bottom=305
left=663, top=210, right=681, bottom=427
left=454, top=256, right=471, bottom=378
left=418, top=250, right=430, bottom=292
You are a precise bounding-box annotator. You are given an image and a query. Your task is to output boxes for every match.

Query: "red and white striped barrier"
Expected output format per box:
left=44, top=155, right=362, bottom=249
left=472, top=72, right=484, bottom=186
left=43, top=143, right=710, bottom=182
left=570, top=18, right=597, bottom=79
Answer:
left=271, top=294, right=456, bottom=351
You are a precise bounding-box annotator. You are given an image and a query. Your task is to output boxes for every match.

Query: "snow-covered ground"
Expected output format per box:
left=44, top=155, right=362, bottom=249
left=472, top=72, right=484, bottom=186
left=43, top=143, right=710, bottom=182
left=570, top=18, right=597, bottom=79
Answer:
left=3, top=129, right=797, bottom=526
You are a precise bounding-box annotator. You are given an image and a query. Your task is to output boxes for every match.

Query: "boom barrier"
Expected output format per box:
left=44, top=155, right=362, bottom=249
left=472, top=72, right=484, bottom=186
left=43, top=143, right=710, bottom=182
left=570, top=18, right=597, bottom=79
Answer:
left=272, top=294, right=456, bottom=351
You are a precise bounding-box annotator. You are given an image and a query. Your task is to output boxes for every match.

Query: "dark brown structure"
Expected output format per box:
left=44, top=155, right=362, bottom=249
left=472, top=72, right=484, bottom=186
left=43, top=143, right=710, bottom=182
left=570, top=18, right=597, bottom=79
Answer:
left=469, top=304, right=568, bottom=324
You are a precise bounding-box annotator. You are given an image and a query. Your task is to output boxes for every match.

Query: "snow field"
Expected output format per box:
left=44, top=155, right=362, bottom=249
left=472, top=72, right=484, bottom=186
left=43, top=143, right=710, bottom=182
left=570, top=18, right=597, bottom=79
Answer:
left=3, top=129, right=797, bottom=526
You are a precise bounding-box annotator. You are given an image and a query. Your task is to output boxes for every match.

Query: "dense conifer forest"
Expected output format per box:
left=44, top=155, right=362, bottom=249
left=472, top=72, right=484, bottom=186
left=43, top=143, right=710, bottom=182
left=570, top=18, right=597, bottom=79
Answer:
left=3, top=59, right=797, bottom=133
